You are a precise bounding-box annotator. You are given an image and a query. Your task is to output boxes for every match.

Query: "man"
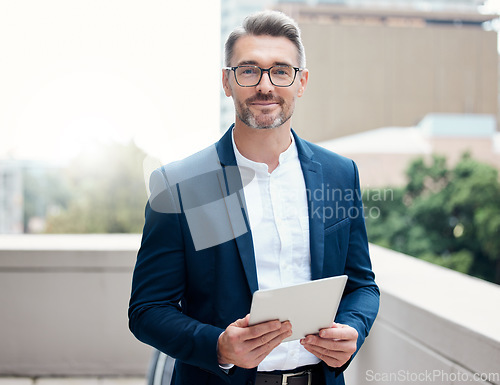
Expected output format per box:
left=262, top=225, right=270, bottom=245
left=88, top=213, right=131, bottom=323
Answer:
left=129, top=10, right=379, bottom=385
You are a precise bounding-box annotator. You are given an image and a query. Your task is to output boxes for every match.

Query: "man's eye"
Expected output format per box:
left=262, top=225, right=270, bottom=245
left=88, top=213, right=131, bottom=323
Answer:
left=272, top=67, right=292, bottom=77
left=239, top=67, right=258, bottom=75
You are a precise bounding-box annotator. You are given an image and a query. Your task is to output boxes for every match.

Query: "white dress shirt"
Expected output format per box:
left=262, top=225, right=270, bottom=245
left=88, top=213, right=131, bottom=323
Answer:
left=232, top=130, right=321, bottom=371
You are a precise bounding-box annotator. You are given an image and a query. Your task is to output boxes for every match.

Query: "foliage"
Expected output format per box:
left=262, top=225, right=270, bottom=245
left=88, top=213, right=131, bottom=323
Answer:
left=364, top=153, right=500, bottom=284
left=23, top=165, right=72, bottom=232
left=44, top=141, right=148, bottom=233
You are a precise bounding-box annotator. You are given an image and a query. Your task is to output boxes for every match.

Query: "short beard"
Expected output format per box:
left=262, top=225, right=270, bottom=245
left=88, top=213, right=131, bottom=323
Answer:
left=235, top=93, right=292, bottom=129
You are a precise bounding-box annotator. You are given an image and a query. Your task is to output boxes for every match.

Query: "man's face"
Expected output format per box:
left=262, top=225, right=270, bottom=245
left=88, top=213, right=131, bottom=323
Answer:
left=223, top=34, right=308, bottom=130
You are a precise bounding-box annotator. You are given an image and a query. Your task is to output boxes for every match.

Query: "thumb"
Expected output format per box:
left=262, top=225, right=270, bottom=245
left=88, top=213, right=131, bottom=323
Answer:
left=232, top=314, right=250, bottom=328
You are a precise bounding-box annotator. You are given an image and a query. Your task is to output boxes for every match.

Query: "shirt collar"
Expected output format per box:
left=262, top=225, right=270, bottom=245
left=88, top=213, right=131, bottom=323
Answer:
left=231, top=129, right=298, bottom=174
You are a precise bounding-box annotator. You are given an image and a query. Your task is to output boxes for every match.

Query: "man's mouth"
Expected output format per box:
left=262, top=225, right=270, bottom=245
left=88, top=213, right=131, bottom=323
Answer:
left=250, top=101, right=279, bottom=106
left=247, top=96, right=282, bottom=108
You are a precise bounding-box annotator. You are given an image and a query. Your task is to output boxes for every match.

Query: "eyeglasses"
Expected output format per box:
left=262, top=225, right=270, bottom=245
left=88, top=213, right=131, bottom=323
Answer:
left=223, top=65, right=304, bottom=87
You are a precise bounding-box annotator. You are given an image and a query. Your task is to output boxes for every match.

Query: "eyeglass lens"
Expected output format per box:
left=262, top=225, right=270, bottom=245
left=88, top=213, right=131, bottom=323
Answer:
left=235, top=66, right=296, bottom=87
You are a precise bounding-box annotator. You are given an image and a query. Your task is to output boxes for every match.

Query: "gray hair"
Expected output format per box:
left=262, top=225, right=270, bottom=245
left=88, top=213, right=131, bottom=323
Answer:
left=224, top=10, right=306, bottom=68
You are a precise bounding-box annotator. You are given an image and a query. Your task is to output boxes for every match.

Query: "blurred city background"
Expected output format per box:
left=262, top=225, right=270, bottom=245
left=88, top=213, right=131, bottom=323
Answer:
left=1, top=0, right=499, bottom=384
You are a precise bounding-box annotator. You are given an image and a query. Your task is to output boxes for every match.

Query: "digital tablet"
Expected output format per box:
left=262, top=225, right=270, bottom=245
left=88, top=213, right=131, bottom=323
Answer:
left=248, top=275, right=347, bottom=342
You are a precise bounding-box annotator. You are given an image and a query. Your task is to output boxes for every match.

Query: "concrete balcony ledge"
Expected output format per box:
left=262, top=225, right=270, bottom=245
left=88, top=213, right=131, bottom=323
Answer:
left=0, top=234, right=150, bottom=377
left=371, top=243, right=500, bottom=341
left=0, top=234, right=142, bottom=270
left=0, top=234, right=142, bottom=251
left=346, top=244, right=500, bottom=385
left=1, top=235, right=499, bottom=384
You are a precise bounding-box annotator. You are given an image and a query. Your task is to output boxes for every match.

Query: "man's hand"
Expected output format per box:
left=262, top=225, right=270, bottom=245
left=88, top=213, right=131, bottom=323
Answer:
left=217, top=314, right=292, bottom=369
left=300, top=323, right=358, bottom=368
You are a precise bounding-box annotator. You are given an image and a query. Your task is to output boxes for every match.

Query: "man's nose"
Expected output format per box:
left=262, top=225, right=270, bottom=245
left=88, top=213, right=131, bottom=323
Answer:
left=256, top=70, right=274, bottom=93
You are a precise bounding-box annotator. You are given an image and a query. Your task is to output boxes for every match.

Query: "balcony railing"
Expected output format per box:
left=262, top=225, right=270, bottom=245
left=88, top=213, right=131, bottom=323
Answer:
left=0, top=235, right=499, bottom=384
left=345, top=244, right=500, bottom=385
left=0, top=234, right=149, bottom=377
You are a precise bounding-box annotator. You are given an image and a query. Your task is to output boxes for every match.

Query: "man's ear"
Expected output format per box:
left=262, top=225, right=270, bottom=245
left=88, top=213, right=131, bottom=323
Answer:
left=222, top=69, right=232, bottom=97
left=297, top=69, right=309, bottom=98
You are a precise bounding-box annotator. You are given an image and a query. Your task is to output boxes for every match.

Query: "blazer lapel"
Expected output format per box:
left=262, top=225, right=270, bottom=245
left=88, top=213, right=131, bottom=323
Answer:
left=293, top=131, right=325, bottom=280
left=216, top=127, right=259, bottom=294
left=213, top=127, right=325, bottom=291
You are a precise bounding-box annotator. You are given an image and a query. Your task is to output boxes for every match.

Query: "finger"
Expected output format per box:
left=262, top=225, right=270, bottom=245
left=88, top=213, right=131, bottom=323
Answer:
left=251, top=327, right=293, bottom=363
left=246, top=323, right=291, bottom=351
left=302, top=334, right=338, bottom=350
left=303, top=334, right=356, bottom=353
left=301, top=344, right=346, bottom=368
left=302, top=343, right=332, bottom=358
left=232, top=314, right=250, bottom=328
left=319, top=325, right=357, bottom=341
left=244, top=319, right=286, bottom=341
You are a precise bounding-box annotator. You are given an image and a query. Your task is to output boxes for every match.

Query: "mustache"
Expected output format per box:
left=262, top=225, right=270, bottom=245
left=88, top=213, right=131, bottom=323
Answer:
left=245, top=94, right=284, bottom=104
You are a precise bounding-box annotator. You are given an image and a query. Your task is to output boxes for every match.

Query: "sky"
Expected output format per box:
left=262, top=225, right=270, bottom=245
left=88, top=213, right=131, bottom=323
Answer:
left=1, top=0, right=499, bottom=167
left=484, top=0, right=500, bottom=12
left=0, top=0, right=221, bottom=166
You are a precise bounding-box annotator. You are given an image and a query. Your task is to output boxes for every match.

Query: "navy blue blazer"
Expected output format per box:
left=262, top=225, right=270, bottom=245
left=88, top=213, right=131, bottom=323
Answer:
left=129, top=127, right=380, bottom=385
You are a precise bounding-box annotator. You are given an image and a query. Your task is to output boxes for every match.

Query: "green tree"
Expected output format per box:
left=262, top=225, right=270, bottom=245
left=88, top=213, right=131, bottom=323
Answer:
left=364, top=153, right=500, bottom=284
left=45, top=141, right=148, bottom=233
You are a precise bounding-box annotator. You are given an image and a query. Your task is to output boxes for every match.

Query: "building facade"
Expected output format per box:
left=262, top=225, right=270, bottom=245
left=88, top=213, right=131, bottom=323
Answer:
left=274, top=2, right=498, bottom=142
left=0, top=161, right=23, bottom=234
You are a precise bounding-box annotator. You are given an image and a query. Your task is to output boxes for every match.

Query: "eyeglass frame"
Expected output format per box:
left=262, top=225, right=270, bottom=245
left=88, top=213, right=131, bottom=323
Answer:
left=223, top=65, right=305, bottom=87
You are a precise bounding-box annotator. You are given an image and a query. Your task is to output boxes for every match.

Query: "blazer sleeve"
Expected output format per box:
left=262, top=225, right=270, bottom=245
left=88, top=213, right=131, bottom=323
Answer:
left=332, top=161, right=380, bottom=373
left=128, top=169, right=227, bottom=380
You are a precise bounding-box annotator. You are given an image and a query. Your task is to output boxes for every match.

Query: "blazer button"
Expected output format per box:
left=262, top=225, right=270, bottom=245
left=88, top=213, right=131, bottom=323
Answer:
left=246, top=381, right=253, bottom=385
